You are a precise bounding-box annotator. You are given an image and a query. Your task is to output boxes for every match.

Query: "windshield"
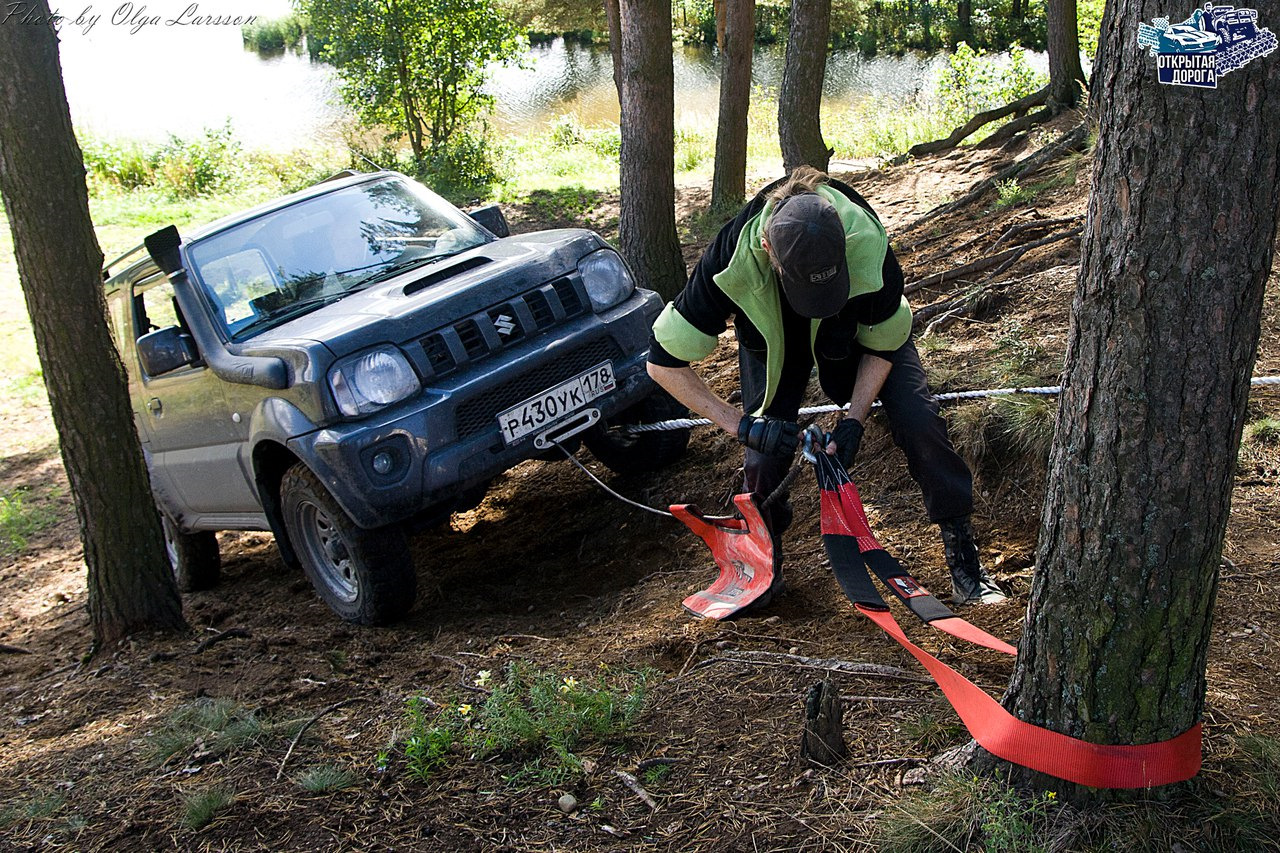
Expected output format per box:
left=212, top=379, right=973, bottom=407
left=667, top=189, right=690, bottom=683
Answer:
left=186, top=176, right=490, bottom=341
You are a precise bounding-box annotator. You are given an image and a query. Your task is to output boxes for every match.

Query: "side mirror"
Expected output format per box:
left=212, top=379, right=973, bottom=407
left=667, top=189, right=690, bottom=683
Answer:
left=468, top=203, right=510, bottom=238
left=138, top=326, right=199, bottom=376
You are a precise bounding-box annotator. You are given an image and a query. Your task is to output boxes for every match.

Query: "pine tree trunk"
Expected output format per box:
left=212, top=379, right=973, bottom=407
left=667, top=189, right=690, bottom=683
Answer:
left=1011, top=0, right=1023, bottom=21
left=618, top=0, right=687, bottom=299
left=957, top=0, right=972, bottom=41
left=604, top=0, right=623, bottom=97
left=1046, top=0, right=1085, bottom=107
left=0, top=9, right=185, bottom=649
left=712, top=0, right=756, bottom=211
left=971, top=0, right=1280, bottom=801
left=778, top=0, right=832, bottom=173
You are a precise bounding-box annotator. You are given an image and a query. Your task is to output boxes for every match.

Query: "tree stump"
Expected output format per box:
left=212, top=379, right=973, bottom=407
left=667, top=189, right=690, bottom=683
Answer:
left=799, top=679, right=847, bottom=766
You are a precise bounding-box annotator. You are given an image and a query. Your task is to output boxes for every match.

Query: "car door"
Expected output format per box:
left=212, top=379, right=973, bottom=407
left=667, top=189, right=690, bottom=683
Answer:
left=128, top=270, right=261, bottom=516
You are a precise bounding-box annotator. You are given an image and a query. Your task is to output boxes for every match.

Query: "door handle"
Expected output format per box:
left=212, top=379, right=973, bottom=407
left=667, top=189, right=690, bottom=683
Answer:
left=147, top=397, right=162, bottom=415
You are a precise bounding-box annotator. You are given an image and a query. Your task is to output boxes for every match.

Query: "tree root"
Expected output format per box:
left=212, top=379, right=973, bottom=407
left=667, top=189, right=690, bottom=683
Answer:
left=906, top=86, right=1050, bottom=159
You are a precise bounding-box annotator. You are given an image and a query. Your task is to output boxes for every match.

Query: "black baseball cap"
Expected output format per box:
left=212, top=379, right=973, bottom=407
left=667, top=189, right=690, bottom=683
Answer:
left=765, top=193, right=850, bottom=319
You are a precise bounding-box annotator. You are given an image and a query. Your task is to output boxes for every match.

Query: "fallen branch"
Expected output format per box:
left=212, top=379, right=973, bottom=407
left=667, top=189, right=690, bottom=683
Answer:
left=192, top=627, right=250, bottom=655
left=976, top=105, right=1056, bottom=149
left=988, top=215, right=1082, bottom=253
left=907, top=227, right=1082, bottom=297
left=276, top=697, right=367, bottom=780
left=906, top=86, right=1050, bottom=158
left=692, top=649, right=928, bottom=683
left=636, top=756, right=684, bottom=772
left=0, top=643, right=31, bottom=655
left=915, top=285, right=1001, bottom=334
left=613, top=769, right=658, bottom=810
left=913, top=123, right=1089, bottom=224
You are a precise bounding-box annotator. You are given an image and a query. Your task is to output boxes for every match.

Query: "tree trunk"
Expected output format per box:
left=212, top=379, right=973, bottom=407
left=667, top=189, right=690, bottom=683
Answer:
left=1011, top=0, right=1023, bottom=21
left=604, top=0, right=623, bottom=98
left=0, top=7, right=185, bottom=648
left=1046, top=0, right=1086, bottom=107
left=618, top=0, right=686, bottom=300
left=971, top=0, right=1280, bottom=801
left=711, top=0, right=755, bottom=211
left=957, top=0, right=972, bottom=41
left=778, top=0, right=832, bottom=173
left=714, top=0, right=727, bottom=49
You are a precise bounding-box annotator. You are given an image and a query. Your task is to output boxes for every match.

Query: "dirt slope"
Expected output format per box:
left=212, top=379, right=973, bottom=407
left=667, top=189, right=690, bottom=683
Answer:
left=1, top=118, right=1278, bottom=851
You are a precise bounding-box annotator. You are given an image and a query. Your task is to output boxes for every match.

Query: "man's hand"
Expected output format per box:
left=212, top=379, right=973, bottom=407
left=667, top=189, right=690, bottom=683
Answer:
left=737, top=415, right=800, bottom=458
left=826, top=418, right=864, bottom=469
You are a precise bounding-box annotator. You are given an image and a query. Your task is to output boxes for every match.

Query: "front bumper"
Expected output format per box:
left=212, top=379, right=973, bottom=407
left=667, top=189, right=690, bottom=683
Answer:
left=293, top=289, right=663, bottom=529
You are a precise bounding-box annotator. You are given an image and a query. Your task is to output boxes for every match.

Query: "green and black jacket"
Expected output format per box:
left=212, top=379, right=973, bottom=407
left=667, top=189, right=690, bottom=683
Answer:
left=649, top=177, right=911, bottom=415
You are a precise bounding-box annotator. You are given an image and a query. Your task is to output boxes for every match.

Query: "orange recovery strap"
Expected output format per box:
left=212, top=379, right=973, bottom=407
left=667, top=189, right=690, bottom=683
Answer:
left=812, top=449, right=1202, bottom=789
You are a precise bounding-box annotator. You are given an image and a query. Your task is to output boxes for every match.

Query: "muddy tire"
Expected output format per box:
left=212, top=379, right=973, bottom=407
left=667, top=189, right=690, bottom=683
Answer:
left=161, top=514, right=221, bottom=592
left=279, top=463, right=415, bottom=625
left=583, top=389, right=691, bottom=475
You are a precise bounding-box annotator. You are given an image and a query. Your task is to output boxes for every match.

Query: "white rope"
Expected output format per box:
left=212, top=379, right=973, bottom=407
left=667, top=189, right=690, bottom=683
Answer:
left=623, top=376, right=1280, bottom=434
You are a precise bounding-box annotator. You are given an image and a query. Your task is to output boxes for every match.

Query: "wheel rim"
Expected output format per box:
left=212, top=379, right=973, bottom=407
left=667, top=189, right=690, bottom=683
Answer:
left=293, top=499, right=360, bottom=604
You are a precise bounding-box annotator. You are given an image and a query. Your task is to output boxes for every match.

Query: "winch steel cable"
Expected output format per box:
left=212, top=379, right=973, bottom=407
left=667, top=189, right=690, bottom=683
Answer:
left=623, top=376, right=1280, bottom=434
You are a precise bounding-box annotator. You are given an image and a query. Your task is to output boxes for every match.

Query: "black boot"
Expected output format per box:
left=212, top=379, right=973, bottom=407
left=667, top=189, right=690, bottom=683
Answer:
left=939, top=516, right=1007, bottom=605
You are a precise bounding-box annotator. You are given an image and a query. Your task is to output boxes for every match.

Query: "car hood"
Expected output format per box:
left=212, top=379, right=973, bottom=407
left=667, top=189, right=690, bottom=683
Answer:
left=239, top=228, right=609, bottom=358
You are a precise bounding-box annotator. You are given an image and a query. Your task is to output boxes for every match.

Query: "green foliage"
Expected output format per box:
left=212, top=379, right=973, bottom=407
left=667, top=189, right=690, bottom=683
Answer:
left=1077, top=0, right=1106, bottom=59
left=900, top=709, right=966, bottom=753
left=146, top=698, right=302, bottom=766
left=300, top=0, right=524, bottom=166
left=0, top=487, right=56, bottom=556
left=241, top=14, right=305, bottom=52
left=0, top=792, right=66, bottom=828
left=179, top=786, right=234, bottom=830
left=833, top=0, right=1047, bottom=55
left=81, top=124, right=249, bottom=200
left=1245, top=417, right=1280, bottom=446
left=295, top=764, right=360, bottom=792
left=994, top=177, right=1031, bottom=209
left=394, top=663, right=652, bottom=787
left=936, top=43, right=1048, bottom=132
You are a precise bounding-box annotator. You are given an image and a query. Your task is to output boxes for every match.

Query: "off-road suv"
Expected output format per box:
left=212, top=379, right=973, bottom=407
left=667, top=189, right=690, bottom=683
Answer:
left=102, top=171, right=688, bottom=625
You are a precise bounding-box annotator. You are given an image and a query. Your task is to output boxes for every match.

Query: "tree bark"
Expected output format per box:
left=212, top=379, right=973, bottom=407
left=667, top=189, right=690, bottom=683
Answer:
left=618, top=0, right=686, bottom=300
left=1046, top=0, right=1086, bottom=108
left=711, top=0, right=755, bottom=211
left=778, top=0, right=832, bottom=173
left=0, top=6, right=185, bottom=648
left=971, top=0, right=1280, bottom=801
left=714, top=0, right=726, bottom=49
left=1011, top=0, right=1024, bottom=21
left=604, top=0, right=623, bottom=98
left=957, top=0, right=972, bottom=41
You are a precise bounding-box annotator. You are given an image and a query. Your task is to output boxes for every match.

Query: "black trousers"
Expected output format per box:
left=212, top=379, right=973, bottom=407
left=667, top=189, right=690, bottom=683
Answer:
left=740, top=339, right=974, bottom=533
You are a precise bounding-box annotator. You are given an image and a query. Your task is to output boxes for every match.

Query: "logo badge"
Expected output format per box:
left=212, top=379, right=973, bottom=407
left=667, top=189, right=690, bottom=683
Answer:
left=494, top=314, right=517, bottom=336
left=1138, top=3, right=1277, bottom=88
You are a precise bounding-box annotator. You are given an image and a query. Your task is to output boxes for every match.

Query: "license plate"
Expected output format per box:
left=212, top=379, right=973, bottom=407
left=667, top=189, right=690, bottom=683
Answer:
left=497, top=361, right=616, bottom=445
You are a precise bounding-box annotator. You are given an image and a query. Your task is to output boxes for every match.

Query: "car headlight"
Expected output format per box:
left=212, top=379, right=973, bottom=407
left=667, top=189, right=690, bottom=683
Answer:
left=579, top=248, right=635, bottom=312
left=329, top=345, right=421, bottom=417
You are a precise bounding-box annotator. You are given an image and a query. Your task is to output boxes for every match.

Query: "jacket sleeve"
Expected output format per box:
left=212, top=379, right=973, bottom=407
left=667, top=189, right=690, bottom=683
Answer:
left=852, top=242, right=912, bottom=356
left=649, top=215, right=741, bottom=366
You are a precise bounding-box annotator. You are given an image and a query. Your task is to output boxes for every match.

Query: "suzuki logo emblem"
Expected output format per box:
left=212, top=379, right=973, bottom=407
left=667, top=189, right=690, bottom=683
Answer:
left=494, top=314, right=516, bottom=336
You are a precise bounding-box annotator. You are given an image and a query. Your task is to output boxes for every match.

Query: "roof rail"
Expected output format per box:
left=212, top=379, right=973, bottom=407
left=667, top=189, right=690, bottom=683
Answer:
left=101, top=243, right=148, bottom=281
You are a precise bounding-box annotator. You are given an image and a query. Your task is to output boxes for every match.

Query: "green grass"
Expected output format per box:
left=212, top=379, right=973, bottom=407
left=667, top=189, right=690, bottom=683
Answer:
left=994, top=177, right=1032, bottom=209
left=146, top=698, right=303, bottom=766
left=179, top=786, right=234, bottom=830
left=1244, top=417, right=1280, bottom=446
left=295, top=764, right=360, bottom=793
left=0, top=791, right=66, bottom=828
left=901, top=709, right=967, bottom=754
left=0, top=487, right=57, bottom=556
left=395, top=663, right=653, bottom=787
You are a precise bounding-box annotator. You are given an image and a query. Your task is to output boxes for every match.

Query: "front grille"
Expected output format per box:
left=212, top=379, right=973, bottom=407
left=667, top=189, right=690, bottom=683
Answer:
left=454, top=338, right=623, bottom=440
left=417, top=276, right=588, bottom=380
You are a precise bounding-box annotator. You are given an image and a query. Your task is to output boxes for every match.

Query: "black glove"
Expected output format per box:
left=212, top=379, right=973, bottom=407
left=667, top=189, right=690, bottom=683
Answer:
left=829, top=418, right=864, bottom=469
left=737, top=415, right=800, bottom=458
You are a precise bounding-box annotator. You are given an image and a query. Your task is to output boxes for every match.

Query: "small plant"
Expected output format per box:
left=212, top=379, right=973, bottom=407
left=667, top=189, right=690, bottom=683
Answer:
left=180, top=786, right=234, bottom=830
left=900, top=710, right=966, bottom=753
left=0, top=487, right=56, bottom=556
left=0, top=791, right=66, bottom=828
left=295, top=764, right=359, bottom=793
left=995, top=177, right=1031, bottom=209
left=641, top=762, right=673, bottom=786
left=402, top=697, right=465, bottom=782
left=1245, top=417, right=1280, bottom=446
left=146, top=698, right=299, bottom=766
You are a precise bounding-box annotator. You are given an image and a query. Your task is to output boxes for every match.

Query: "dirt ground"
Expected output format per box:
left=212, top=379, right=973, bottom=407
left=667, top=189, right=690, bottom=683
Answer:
left=1, top=114, right=1278, bottom=851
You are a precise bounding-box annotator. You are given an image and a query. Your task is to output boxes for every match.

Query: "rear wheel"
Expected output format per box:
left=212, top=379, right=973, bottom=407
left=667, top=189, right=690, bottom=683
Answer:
left=161, top=514, right=221, bottom=592
left=583, top=389, right=691, bottom=475
left=279, top=463, right=416, bottom=625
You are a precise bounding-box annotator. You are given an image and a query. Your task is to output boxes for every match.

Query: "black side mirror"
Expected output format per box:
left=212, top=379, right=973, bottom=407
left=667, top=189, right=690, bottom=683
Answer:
left=138, top=326, right=199, bottom=376
left=468, top=203, right=510, bottom=238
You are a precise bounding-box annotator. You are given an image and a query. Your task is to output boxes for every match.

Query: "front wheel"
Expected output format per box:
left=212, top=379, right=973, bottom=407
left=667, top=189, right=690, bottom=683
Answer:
left=161, top=514, right=221, bottom=592
left=582, top=390, right=691, bottom=475
left=279, top=463, right=416, bottom=625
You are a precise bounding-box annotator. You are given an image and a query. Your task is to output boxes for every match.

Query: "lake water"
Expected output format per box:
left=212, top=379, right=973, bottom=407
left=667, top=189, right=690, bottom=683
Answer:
left=54, top=1, right=1033, bottom=149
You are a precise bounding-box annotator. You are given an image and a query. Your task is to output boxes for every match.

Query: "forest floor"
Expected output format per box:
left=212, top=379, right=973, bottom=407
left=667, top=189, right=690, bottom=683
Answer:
left=1, top=112, right=1278, bottom=851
